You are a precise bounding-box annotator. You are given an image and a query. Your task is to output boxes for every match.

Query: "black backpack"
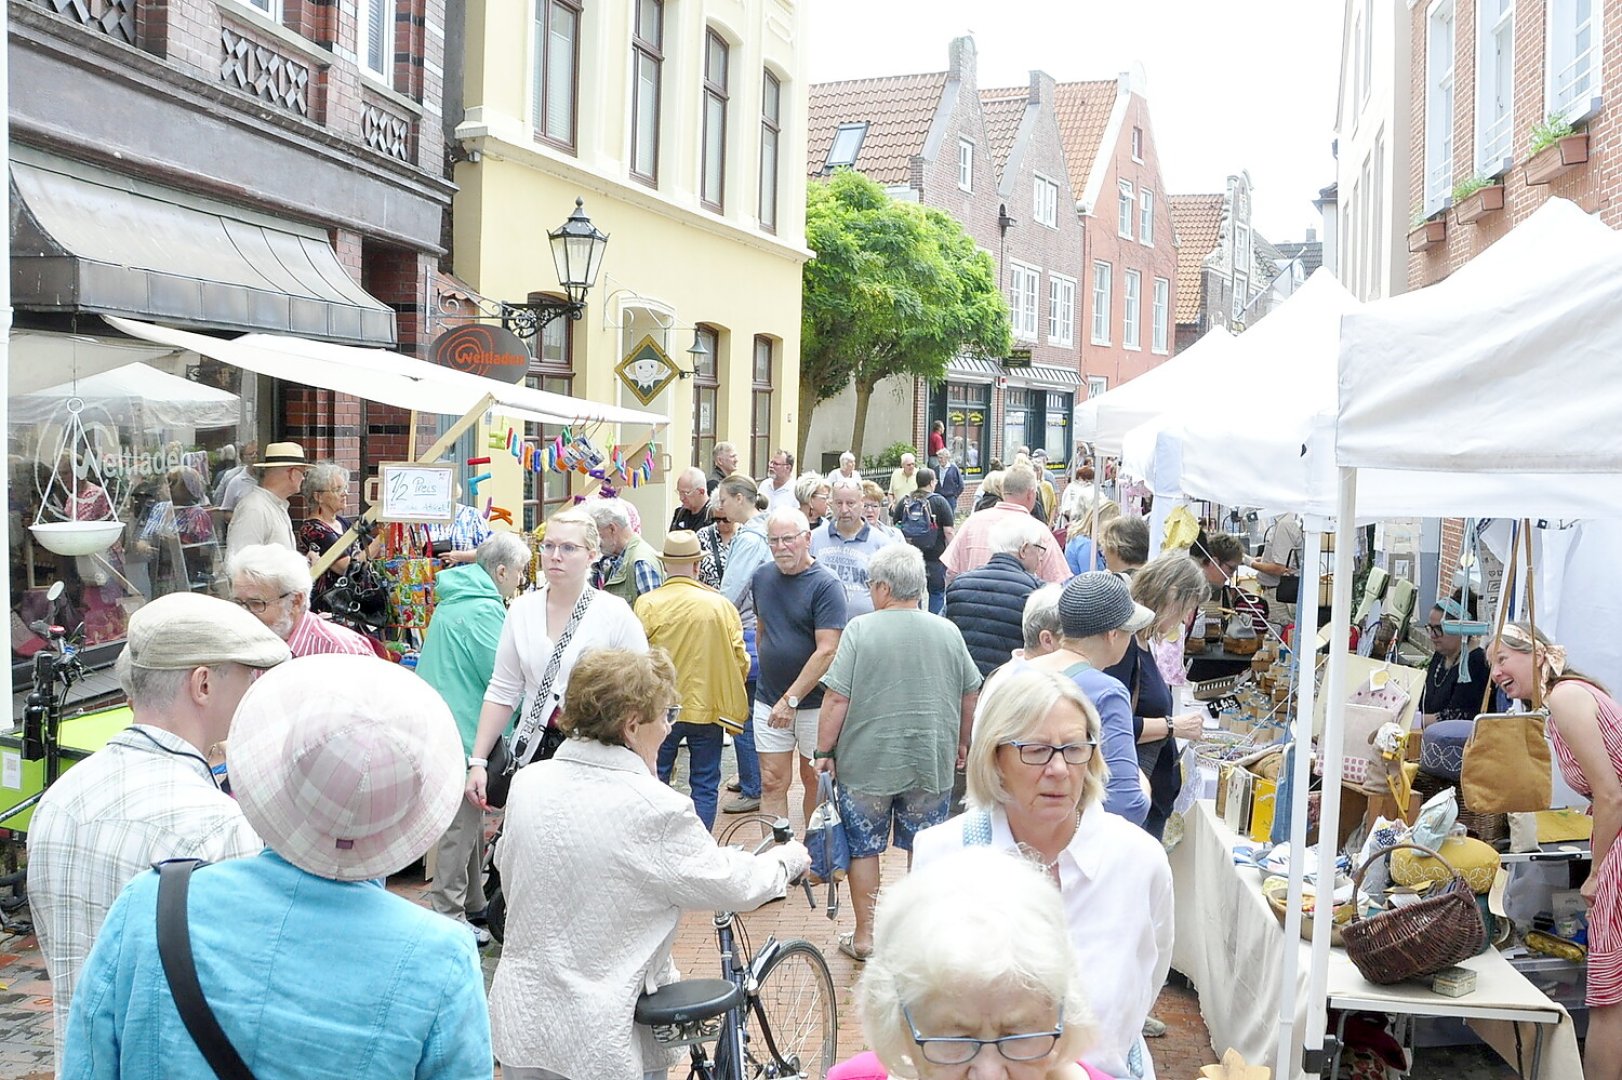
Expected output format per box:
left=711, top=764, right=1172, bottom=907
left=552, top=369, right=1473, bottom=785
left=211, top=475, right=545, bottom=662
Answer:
left=898, top=493, right=940, bottom=552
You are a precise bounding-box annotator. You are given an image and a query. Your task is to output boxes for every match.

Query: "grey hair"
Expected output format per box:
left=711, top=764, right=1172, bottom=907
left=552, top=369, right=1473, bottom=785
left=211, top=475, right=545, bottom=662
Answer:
left=967, top=668, right=1107, bottom=813
left=227, top=543, right=313, bottom=603
left=714, top=441, right=737, bottom=460
left=115, top=651, right=251, bottom=713
left=678, top=466, right=708, bottom=488
left=794, top=472, right=830, bottom=506
left=867, top=543, right=926, bottom=602
left=1001, top=462, right=1039, bottom=498
left=1022, top=584, right=1064, bottom=651
left=829, top=475, right=864, bottom=499
left=840, top=451, right=856, bottom=465
left=584, top=498, right=632, bottom=532
left=300, top=461, right=349, bottom=501
left=476, top=532, right=532, bottom=575
left=1131, top=551, right=1209, bottom=632
left=765, top=507, right=811, bottom=535
left=857, top=847, right=1095, bottom=1078
left=989, top=515, right=1047, bottom=556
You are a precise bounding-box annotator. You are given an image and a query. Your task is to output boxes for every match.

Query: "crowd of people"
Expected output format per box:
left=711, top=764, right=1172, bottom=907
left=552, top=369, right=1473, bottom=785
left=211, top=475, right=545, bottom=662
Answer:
left=23, top=434, right=1622, bottom=1080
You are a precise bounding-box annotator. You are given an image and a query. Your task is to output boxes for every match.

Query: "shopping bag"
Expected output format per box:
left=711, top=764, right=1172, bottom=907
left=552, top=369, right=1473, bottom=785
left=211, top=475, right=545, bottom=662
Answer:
left=805, top=773, right=850, bottom=886
left=1461, top=713, right=1553, bottom=813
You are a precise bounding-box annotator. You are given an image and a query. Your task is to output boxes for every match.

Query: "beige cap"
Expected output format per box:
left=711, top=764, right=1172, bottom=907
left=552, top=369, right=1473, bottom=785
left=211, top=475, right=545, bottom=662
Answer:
left=660, top=530, right=702, bottom=562
left=124, top=593, right=292, bottom=671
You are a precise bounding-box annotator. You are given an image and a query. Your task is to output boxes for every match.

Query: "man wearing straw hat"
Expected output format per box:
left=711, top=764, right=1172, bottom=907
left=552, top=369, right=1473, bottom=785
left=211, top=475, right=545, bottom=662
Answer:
left=225, top=440, right=307, bottom=557
left=635, top=530, right=751, bottom=830
left=62, top=655, right=491, bottom=1077
left=27, top=593, right=290, bottom=1069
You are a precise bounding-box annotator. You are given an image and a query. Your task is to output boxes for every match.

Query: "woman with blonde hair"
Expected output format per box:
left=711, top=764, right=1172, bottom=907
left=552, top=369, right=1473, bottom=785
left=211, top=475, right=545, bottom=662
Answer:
left=913, top=667, right=1172, bottom=1080
left=1063, top=501, right=1120, bottom=575
left=1491, top=623, right=1622, bottom=1080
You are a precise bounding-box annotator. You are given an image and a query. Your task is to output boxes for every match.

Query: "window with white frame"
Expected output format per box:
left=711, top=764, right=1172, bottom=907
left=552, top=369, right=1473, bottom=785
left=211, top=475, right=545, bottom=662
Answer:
left=1091, top=261, right=1112, bottom=345
left=1087, top=375, right=1109, bottom=399
left=533, top=0, right=582, bottom=149
left=1130, top=126, right=1143, bottom=162
left=1033, top=174, right=1059, bottom=228
left=1231, top=275, right=1249, bottom=323
left=1117, top=181, right=1135, bottom=237
left=1423, top=0, right=1456, bottom=214
left=958, top=140, right=974, bottom=191
left=826, top=123, right=867, bottom=169
left=701, top=29, right=730, bottom=210
left=242, top=0, right=281, bottom=17
left=358, top=0, right=391, bottom=81
left=1352, top=9, right=1368, bottom=110
left=1122, top=270, right=1142, bottom=349
left=1048, top=274, right=1075, bottom=347
left=1151, top=276, right=1169, bottom=353
left=1548, top=0, right=1601, bottom=121
left=1139, top=188, right=1154, bottom=245
left=1476, top=0, right=1514, bottom=174
left=760, top=71, right=781, bottom=231
left=1008, top=263, right=1040, bottom=341
left=1234, top=220, right=1252, bottom=271
left=630, top=0, right=664, bottom=184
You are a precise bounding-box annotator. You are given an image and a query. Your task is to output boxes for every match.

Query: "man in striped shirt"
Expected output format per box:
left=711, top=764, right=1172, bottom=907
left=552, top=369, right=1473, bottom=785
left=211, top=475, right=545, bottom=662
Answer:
left=227, top=543, right=379, bottom=658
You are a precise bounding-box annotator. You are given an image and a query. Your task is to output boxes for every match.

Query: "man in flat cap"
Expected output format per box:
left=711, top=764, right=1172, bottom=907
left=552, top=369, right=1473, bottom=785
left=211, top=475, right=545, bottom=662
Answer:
left=27, top=592, right=291, bottom=1069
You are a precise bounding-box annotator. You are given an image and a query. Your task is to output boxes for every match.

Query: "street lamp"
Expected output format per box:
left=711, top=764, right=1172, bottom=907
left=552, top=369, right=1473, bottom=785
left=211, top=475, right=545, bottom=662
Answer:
left=501, top=197, right=610, bottom=339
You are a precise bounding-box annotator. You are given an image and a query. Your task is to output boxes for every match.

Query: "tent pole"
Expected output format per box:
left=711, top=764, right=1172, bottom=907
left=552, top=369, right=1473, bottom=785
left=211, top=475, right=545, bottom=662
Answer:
left=406, top=409, right=419, bottom=459
left=1089, top=451, right=1102, bottom=561
left=310, top=392, right=496, bottom=581
left=1302, top=470, right=1359, bottom=1073
left=1274, top=521, right=1324, bottom=1076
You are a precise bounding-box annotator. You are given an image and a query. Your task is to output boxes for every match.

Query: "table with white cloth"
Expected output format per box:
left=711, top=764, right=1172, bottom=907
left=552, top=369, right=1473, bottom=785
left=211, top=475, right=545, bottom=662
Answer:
left=1169, top=799, right=1584, bottom=1080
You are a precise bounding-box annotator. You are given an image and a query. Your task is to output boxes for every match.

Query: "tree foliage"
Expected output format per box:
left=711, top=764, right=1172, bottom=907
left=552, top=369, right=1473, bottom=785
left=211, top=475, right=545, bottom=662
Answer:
left=800, top=170, right=1011, bottom=462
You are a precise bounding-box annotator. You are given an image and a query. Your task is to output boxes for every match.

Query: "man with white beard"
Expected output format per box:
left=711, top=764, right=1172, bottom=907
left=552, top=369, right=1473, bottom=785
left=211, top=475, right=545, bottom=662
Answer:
left=226, top=544, right=378, bottom=658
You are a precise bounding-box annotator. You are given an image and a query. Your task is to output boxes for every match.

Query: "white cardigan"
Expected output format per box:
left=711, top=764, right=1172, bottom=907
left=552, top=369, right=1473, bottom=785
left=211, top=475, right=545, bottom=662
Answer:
left=483, top=585, right=648, bottom=725
left=912, top=804, right=1173, bottom=1080
left=489, top=739, right=790, bottom=1078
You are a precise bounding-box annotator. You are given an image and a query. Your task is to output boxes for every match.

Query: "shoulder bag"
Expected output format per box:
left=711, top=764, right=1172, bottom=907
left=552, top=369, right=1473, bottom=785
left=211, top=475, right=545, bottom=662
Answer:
left=485, top=587, right=596, bottom=809
left=155, top=859, right=256, bottom=1080
left=1274, top=544, right=1301, bottom=605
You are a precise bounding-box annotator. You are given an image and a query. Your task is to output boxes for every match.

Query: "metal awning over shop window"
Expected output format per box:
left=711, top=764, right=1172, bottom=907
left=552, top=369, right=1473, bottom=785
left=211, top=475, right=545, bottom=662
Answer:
left=944, top=355, right=1003, bottom=381
left=10, top=146, right=396, bottom=346
left=1013, top=363, right=1082, bottom=388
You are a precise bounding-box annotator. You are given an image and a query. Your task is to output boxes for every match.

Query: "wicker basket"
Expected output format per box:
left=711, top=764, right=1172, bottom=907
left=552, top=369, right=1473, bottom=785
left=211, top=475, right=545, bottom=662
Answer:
left=1410, top=771, right=1509, bottom=844
left=1341, top=841, right=1487, bottom=985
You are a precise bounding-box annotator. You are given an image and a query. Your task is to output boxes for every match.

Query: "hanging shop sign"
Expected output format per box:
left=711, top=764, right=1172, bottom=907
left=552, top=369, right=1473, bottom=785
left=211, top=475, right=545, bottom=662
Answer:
left=1004, top=348, right=1033, bottom=370
left=616, top=335, right=681, bottom=406
left=429, top=324, right=530, bottom=384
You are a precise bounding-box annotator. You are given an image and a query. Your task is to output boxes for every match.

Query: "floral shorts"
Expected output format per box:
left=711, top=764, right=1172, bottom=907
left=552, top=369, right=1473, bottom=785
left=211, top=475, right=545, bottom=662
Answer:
left=836, top=786, right=951, bottom=858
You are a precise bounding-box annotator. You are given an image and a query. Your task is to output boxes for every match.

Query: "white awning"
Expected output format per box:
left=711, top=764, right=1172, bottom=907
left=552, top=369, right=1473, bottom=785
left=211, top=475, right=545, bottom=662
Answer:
left=105, top=317, right=667, bottom=429
left=14, top=361, right=240, bottom=429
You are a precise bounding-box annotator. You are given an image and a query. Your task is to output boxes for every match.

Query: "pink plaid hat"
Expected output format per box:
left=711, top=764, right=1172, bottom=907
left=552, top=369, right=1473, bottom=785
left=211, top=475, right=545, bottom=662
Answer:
left=227, top=654, right=464, bottom=882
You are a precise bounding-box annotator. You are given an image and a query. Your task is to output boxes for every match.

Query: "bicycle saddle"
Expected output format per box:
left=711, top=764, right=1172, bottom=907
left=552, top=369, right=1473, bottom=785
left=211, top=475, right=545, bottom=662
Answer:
left=635, top=979, right=745, bottom=1025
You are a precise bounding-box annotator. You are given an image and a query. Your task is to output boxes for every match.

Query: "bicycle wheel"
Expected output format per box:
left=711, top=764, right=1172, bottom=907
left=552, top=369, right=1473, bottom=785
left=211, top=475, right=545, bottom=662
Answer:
left=743, top=940, right=837, bottom=1080
left=717, top=813, right=780, bottom=851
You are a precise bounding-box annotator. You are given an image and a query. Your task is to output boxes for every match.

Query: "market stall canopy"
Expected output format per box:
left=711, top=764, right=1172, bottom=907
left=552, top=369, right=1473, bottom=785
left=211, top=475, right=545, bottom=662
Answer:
left=11, top=147, right=395, bottom=346
left=1338, top=198, right=1622, bottom=477
left=105, top=317, right=668, bottom=429
left=13, top=361, right=240, bottom=429
left=1073, top=326, right=1239, bottom=455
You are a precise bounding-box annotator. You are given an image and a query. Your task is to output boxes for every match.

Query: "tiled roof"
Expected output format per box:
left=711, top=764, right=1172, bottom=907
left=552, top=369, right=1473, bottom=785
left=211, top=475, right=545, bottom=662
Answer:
left=1273, top=240, right=1324, bottom=277
left=1052, top=80, right=1119, bottom=208
left=979, top=87, right=1029, bottom=186
left=1170, top=194, right=1225, bottom=324
left=806, top=71, right=949, bottom=185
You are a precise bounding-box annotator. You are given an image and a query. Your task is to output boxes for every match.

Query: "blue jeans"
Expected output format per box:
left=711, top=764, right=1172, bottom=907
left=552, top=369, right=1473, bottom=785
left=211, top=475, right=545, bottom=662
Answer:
left=927, top=588, right=945, bottom=614
left=733, top=678, right=761, bottom=799
left=657, top=721, right=725, bottom=831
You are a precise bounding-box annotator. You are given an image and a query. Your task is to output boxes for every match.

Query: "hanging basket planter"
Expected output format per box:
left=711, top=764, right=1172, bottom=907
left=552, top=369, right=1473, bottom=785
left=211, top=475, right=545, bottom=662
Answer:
left=30, top=396, right=125, bottom=558
left=29, top=520, right=126, bottom=557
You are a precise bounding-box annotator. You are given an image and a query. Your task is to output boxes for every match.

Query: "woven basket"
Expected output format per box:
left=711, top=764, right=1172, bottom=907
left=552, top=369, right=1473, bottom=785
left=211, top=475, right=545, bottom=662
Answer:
left=1408, top=771, right=1509, bottom=844
left=1341, top=841, right=1487, bottom=985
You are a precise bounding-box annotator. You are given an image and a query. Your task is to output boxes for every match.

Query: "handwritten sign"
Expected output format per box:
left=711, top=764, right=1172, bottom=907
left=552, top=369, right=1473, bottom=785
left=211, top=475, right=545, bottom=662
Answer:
left=378, top=463, right=456, bottom=523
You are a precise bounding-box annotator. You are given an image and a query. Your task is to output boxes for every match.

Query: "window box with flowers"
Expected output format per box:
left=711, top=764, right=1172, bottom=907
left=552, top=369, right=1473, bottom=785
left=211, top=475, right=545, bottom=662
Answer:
left=1524, top=116, right=1590, bottom=186
left=1407, top=212, right=1447, bottom=253
left=1452, top=176, right=1505, bottom=225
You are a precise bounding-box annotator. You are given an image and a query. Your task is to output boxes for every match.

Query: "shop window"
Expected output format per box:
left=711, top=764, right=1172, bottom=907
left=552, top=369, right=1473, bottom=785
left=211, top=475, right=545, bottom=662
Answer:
left=702, top=29, right=730, bottom=211
left=691, top=325, right=719, bottom=469
left=1003, top=387, right=1031, bottom=459
left=523, top=316, right=575, bottom=530
left=945, top=382, right=990, bottom=475
left=533, top=0, right=582, bottom=150
left=751, top=336, right=774, bottom=478
left=631, top=0, right=664, bottom=184
left=1043, top=391, right=1072, bottom=466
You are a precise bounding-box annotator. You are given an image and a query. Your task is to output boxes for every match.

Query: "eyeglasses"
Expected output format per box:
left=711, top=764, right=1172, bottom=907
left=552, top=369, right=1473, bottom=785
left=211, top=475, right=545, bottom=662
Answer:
left=1004, top=740, right=1096, bottom=766
left=231, top=592, right=295, bottom=614
left=766, top=532, right=808, bottom=547
left=541, top=541, right=588, bottom=557
left=902, top=1003, right=1065, bottom=1065
left=1425, top=624, right=1446, bottom=637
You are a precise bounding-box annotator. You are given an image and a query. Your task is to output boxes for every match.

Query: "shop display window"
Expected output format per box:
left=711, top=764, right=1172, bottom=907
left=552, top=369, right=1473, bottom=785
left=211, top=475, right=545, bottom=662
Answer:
left=944, top=382, right=990, bottom=476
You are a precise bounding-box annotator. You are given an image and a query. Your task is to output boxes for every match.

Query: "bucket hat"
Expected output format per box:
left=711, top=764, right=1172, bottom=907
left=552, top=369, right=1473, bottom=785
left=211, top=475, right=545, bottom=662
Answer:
left=252, top=442, right=308, bottom=469
left=227, top=655, right=463, bottom=882
left=1059, top=571, right=1155, bottom=639
left=660, top=530, right=702, bottom=563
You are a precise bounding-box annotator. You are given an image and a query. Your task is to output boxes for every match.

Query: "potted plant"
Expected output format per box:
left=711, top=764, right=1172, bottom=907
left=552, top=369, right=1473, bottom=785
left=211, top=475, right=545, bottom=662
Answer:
left=1525, top=115, right=1590, bottom=185
left=1452, top=175, right=1506, bottom=224
left=1407, top=208, right=1446, bottom=253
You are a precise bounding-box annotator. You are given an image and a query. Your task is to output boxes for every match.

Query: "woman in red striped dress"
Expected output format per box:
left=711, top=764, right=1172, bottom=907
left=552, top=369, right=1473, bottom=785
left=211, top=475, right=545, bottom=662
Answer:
left=1491, top=622, right=1622, bottom=1080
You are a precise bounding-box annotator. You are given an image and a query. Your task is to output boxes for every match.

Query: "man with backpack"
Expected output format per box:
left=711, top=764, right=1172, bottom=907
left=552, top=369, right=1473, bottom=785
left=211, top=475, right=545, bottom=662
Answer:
left=892, top=467, right=956, bottom=614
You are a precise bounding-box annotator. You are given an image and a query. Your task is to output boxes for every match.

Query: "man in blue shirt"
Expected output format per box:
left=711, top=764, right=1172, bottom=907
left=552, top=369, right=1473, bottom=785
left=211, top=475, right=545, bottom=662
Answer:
left=810, top=476, right=896, bottom=618
left=934, top=447, right=964, bottom=506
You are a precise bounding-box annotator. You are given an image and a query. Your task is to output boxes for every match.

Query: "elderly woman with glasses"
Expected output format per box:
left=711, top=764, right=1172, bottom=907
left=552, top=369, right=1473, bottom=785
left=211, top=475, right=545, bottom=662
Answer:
left=297, top=461, right=383, bottom=607
left=465, top=507, right=648, bottom=810
left=489, top=648, right=810, bottom=1080
left=913, top=668, right=1173, bottom=1080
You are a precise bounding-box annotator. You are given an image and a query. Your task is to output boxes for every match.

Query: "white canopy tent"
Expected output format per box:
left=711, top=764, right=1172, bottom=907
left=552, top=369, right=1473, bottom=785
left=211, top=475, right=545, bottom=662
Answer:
left=1072, top=327, right=1239, bottom=456
left=13, top=361, right=240, bottom=428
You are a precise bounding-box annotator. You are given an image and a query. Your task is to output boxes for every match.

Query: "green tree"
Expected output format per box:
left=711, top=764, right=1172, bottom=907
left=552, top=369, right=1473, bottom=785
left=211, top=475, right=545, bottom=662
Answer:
left=800, top=170, right=1011, bottom=464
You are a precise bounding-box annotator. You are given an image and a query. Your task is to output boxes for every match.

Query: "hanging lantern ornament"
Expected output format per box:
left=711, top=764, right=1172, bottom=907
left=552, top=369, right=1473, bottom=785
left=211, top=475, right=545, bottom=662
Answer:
left=31, top=396, right=125, bottom=556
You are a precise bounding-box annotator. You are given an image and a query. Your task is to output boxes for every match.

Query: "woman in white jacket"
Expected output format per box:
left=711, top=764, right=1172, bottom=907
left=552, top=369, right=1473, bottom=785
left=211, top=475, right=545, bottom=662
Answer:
left=490, top=647, right=811, bottom=1080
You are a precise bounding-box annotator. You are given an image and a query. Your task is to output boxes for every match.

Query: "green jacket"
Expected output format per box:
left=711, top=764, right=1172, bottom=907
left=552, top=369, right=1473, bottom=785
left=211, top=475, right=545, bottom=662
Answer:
left=600, top=532, right=664, bottom=605
left=416, top=563, right=512, bottom=754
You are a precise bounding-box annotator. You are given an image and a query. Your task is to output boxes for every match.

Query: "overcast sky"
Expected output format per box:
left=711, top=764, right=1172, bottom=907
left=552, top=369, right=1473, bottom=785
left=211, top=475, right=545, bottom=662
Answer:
left=804, top=0, right=1342, bottom=244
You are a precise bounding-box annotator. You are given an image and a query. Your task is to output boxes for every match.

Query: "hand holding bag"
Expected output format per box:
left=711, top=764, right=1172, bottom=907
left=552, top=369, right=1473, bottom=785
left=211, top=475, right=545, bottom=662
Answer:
left=805, top=772, right=850, bottom=888
left=1461, top=522, right=1554, bottom=815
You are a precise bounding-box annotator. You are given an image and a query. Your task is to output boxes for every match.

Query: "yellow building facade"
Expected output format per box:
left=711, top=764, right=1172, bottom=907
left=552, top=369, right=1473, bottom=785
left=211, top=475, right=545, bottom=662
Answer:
left=453, top=0, right=810, bottom=539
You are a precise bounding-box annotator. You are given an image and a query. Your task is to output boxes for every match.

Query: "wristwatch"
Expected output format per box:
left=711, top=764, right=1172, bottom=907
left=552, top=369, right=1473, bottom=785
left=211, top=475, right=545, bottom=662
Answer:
left=785, top=694, right=800, bottom=709
left=813, top=749, right=836, bottom=761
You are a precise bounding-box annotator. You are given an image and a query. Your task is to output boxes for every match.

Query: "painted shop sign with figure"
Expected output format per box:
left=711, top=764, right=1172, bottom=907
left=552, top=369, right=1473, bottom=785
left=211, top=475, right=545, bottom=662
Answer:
left=615, top=335, right=680, bottom=406
left=430, top=325, right=530, bottom=384
left=378, top=463, right=456, bottom=523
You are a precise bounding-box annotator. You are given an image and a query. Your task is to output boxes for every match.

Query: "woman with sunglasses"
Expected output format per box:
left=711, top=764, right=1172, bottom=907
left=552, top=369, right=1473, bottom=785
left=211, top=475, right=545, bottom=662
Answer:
left=1418, top=597, right=1491, bottom=727
left=912, top=668, right=1173, bottom=1080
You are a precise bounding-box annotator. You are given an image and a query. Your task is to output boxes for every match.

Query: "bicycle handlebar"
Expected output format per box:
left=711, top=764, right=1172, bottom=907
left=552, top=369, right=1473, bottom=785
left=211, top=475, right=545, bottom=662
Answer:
left=751, top=818, right=815, bottom=909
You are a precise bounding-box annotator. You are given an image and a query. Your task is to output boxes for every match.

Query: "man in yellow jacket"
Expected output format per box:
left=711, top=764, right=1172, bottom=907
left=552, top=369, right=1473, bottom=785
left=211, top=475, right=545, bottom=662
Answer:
left=634, top=531, right=751, bottom=830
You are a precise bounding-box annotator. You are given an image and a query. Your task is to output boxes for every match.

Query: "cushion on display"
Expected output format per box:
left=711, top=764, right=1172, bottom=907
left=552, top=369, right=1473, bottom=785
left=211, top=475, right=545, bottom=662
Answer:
left=1419, top=718, right=1474, bottom=781
left=1389, top=835, right=1499, bottom=894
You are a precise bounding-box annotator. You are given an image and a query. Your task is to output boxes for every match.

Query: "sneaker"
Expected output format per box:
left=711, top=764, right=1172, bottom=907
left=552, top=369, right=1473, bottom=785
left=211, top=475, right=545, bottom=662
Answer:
left=1141, top=1015, right=1167, bottom=1038
left=725, top=779, right=742, bottom=794
left=722, top=795, right=761, bottom=814
left=471, top=923, right=492, bottom=948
